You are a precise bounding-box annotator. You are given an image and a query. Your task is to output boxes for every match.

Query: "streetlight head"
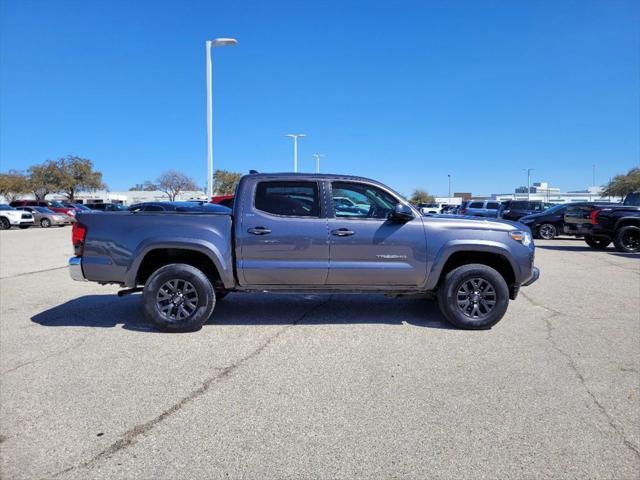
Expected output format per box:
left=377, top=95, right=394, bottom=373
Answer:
left=285, top=133, right=306, bottom=138
left=211, top=37, right=238, bottom=47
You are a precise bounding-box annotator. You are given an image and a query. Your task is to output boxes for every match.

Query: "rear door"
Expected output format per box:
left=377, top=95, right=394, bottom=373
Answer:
left=237, top=180, right=329, bottom=286
left=326, top=181, right=427, bottom=287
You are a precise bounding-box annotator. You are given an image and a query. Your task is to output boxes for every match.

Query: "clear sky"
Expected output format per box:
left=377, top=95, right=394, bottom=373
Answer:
left=1, top=0, right=638, bottom=197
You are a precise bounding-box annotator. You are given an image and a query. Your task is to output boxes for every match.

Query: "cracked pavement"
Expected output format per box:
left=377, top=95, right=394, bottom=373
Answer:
left=1, top=228, right=639, bottom=479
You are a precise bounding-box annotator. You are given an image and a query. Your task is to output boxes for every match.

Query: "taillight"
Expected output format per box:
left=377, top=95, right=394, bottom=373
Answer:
left=72, top=223, right=87, bottom=256
left=589, top=209, right=600, bottom=225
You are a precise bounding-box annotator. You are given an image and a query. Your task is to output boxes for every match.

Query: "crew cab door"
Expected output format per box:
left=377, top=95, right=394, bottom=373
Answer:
left=237, top=180, right=329, bottom=286
left=326, top=181, right=427, bottom=287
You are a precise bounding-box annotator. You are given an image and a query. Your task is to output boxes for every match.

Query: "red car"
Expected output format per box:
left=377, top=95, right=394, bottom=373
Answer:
left=10, top=200, right=77, bottom=220
left=210, top=195, right=234, bottom=208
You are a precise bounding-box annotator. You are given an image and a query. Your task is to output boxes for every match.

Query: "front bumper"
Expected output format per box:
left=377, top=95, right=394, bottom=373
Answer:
left=522, top=266, right=540, bottom=287
left=69, top=256, right=86, bottom=281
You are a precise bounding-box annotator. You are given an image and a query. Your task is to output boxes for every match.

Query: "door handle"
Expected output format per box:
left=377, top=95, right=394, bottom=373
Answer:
left=248, top=227, right=272, bottom=235
left=331, top=228, right=355, bottom=237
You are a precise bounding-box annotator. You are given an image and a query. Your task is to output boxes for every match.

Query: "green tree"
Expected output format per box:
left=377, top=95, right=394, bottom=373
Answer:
left=57, top=156, right=105, bottom=201
left=0, top=170, right=30, bottom=203
left=409, top=189, right=435, bottom=205
left=157, top=170, right=199, bottom=201
left=603, top=167, right=640, bottom=197
left=211, top=169, right=242, bottom=195
left=28, top=160, right=63, bottom=201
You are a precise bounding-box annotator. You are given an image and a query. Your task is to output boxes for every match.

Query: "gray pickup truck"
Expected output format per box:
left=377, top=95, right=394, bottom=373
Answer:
left=69, top=173, right=539, bottom=331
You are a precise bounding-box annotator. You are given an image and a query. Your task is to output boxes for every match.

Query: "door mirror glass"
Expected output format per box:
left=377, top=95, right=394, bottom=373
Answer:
left=389, top=203, right=413, bottom=222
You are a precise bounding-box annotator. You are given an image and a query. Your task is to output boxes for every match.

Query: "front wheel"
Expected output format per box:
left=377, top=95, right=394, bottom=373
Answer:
left=613, top=226, right=640, bottom=253
left=584, top=235, right=611, bottom=249
left=538, top=223, right=557, bottom=240
left=142, top=263, right=216, bottom=332
left=0, top=218, right=10, bottom=230
left=40, top=218, right=51, bottom=228
left=437, top=264, right=509, bottom=330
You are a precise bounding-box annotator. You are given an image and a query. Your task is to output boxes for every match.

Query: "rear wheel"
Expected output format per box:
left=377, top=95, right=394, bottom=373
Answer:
left=0, top=218, right=10, bottom=230
left=584, top=235, right=611, bottom=249
left=538, top=223, right=557, bottom=240
left=437, top=264, right=509, bottom=330
left=142, top=263, right=215, bottom=332
left=40, top=218, right=51, bottom=228
left=613, top=226, right=640, bottom=253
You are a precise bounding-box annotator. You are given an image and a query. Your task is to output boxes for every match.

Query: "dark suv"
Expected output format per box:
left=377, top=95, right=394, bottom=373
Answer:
left=498, top=200, right=546, bottom=221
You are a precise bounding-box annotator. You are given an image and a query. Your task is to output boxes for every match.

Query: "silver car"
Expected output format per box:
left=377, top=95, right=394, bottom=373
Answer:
left=16, top=206, right=72, bottom=228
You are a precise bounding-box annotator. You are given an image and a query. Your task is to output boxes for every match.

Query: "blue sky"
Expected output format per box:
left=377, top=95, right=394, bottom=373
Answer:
left=1, top=0, right=638, bottom=196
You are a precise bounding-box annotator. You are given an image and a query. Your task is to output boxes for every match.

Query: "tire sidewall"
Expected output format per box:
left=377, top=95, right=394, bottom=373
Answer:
left=614, top=225, right=640, bottom=253
left=142, top=263, right=215, bottom=332
left=41, top=219, right=51, bottom=228
left=438, top=264, right=509, bottom=330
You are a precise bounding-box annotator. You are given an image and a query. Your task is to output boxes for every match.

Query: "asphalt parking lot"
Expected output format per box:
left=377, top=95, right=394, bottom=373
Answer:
left=1, top=227, right=638, bottom=479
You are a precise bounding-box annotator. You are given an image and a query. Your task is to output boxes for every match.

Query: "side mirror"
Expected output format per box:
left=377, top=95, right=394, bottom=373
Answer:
left=389, top=203, right=414, bottom=222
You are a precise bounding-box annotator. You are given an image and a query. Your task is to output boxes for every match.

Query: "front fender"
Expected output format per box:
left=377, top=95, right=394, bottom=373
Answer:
left=425, top=240, right=522, bottom=290
left=124, top=237, right=234, bottom=289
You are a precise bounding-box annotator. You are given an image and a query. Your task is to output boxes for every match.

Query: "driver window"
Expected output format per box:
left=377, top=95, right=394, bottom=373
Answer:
left=331, top=182, right=397, bottom=219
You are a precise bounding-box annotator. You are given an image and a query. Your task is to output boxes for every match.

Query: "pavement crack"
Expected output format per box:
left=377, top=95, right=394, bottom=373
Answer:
left=0, top=265, right=67, bottom=280
left=48, top=296, right=331, bottom=479
left=521, top=291, right=640, bottom=461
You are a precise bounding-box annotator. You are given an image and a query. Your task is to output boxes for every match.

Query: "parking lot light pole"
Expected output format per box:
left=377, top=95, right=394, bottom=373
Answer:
left=448, top=174, right=451, bottom=204
left=285, top=134, right=306, bottom=172
left=206, top=37, right=237, bottom=198
left=523, top=168, right=534, bottom=201
left=313, top=153, right=324, bottom=173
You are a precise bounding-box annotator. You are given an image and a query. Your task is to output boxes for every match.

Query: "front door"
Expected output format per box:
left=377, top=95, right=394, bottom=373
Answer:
left=326, top=181, right=427, bottom=287
left=238, top=180, right=329, bottom=286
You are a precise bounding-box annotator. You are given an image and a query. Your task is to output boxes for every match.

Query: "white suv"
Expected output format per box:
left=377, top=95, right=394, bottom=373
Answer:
left=0, top=204, right=35, bottom=230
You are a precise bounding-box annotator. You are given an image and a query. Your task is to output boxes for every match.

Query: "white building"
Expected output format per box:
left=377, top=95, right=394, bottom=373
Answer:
left=491, top=183, right=621, bottom=204
left=1, top=190, right=208, bottom=206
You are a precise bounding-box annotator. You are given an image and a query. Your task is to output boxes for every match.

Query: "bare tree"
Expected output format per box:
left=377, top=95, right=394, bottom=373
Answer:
left=156, top=170, right=199, bottom=201
left=409, top=189, right=435, bottom=205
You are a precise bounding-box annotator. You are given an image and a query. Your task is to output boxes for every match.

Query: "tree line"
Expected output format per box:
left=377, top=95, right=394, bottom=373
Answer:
left=129, top=169, right=242, bottom=201
left=0, top=156, right=104, bottom=202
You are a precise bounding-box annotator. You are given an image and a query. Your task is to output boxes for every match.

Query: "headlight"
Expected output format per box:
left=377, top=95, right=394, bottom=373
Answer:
left=509, top=230, right=532, bottom=246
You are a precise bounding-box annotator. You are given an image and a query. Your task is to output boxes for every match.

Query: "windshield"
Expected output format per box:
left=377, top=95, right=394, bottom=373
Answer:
left=543, top=204, right=566, bottom=214
left=47, top=201, right=64, bottom=208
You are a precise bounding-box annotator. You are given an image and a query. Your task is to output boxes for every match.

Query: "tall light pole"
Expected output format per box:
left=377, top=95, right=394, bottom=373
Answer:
left=592, top=164, right=596, bottom=187
left=523, top=168, right=534, bottom=201
left=447, top=174, right=451, bottom=204
left=206, top=37, right=237, bottom=198
left=285, top=134, right=306, bottom=172
left=312, top=153, right=324, bottom=173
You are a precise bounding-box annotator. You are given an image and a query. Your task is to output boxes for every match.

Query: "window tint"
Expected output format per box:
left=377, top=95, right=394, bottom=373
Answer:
left=511, top=201, right=528, bottom=209
left=144, top=205, right=165, bottom=212
left=486, top=202, right=499, bottom=209
left=469, top=202, right=483, bottom=208
left=332, top=182, right=397, bottom=219
left=254, top=181, right=320, bottom=217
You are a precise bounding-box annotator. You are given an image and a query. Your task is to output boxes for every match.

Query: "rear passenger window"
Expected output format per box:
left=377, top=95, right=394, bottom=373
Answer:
left=469, top=202, right=483, bottom=208
left=486, top=202, right=499, bottom=209
left=255, top=181, right=320, bottom=217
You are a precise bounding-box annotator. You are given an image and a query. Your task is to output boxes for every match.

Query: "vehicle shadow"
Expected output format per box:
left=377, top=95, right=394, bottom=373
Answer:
left=30, top=293, right=455, bottom=332
left=536, top=244, right=638, bottom=258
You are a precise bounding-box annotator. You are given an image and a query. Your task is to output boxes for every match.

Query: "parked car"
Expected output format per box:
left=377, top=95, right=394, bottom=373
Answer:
left=69, top=172, right=539, bottom=332
left=128, top=202, right=232, bottom=213
left=62, top=203, right=94, bottom=214
left=210, top=195, right=235, bottom=208
left=15, top=206, right=72, bottom=228
left=0, top=204, right=35, bottom=230
left=459, top=200, right=501, bottom=218
left=10, top=200, right=77, bottom=220
left=564, top=193, right=640, bottom=252
left=87, top=203, right=128, bottom=212
left=417, top=203, right=441, bottom=215
left=498, top=200, right=547, bottom=221
left=518, top=204, right=569, bottom=239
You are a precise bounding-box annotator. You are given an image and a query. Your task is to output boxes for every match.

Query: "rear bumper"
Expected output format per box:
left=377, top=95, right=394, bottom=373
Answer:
left=68, top=256, right=86, bottom=281
left=522, top=266, right=540, bottom=287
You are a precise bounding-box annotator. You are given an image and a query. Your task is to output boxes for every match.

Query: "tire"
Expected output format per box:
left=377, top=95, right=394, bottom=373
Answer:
left=437, top=264, right=509, bottom=330
left=19, top=225, right=30, bottom=229
left=40, top=218, right=51, bottom=228
left=584, top=235, right=611, bottom=249
left=613, top=225, right=640, bottom=253
left=142, top=263, right=215, bottom=332
left=0, top=217, right=10, bottom=230
left=538, top=223, right=557, bottom=240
